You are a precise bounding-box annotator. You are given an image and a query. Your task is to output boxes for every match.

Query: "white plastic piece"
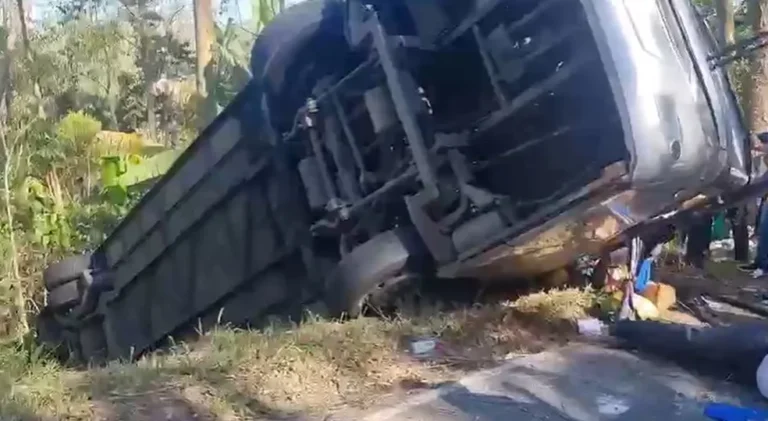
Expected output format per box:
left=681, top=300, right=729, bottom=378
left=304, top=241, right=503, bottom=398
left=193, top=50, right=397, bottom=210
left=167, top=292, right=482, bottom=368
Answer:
left=410, top=338, right=437, bottom=356
left=577, top=318, right=605, bottom=337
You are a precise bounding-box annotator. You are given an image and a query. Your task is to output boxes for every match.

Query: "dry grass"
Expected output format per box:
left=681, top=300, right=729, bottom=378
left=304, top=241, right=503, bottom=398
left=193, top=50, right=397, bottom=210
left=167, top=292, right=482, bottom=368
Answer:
left=509, top=286, right=598, bottom=322
left=0, top=287, right=598, bottom=421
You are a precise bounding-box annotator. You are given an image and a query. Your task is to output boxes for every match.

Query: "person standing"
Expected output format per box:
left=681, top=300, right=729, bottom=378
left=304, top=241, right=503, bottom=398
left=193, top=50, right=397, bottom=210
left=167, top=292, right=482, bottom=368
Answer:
left=739, top=200, right=768, bottom=277
left=739, top=133, right=768, bottom=277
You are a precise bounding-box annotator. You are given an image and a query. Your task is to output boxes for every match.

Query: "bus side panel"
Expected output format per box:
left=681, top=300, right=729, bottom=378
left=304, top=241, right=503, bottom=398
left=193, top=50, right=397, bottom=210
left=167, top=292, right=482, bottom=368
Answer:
left=99, top=153, right=314, bottom=359
left=90, top=88, right=316, bottom=360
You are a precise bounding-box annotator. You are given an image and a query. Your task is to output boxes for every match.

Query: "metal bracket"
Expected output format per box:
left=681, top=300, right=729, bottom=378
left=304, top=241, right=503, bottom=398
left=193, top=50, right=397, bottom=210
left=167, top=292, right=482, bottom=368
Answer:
left=368, top=12, right=440, bottom=201
left=405, top=191, right=456, bottom=263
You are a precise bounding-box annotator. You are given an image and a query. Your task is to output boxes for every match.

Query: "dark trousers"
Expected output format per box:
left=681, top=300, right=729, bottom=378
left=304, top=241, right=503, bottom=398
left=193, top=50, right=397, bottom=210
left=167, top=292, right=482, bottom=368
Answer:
left=754, top=202, right=768, bottom=270
left=727, top=206, right=750, bottom=263
left=685, top=214, right=713, bottom=268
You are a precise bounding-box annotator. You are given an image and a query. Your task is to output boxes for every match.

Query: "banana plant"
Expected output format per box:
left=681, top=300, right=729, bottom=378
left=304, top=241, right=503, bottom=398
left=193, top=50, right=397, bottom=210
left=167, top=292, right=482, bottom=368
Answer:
left=202, top=0, right=285, bottom=113
left=252, top=0, right=285, bottom=33
left=210, top=19, right=252, bottom=110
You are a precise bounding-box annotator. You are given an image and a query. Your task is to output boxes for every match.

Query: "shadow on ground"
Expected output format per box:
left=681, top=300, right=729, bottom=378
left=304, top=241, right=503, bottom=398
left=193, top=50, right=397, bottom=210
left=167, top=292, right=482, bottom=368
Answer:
left=80, top=365, right=318, bottom=421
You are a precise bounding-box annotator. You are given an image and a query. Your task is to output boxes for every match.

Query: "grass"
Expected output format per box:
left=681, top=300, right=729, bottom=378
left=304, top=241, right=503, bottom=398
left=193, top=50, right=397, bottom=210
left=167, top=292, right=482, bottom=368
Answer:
left=511, top=286, right=598, bottom=322
left=0, top=287, right=598, bottom=421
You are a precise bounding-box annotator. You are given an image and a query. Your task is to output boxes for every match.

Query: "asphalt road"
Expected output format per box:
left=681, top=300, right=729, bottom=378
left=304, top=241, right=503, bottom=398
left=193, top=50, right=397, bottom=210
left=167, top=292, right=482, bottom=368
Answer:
left=356, top=344, right=766, bottom=421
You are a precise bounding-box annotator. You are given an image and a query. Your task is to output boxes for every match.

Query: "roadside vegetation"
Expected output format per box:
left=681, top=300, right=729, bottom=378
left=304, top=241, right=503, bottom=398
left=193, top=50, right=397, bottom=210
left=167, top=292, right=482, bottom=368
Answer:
left=0, top=0, right=766, bottom=419
left=0, top=0, right=281, bottom=342
left=0, top=288, right=597, bottom=420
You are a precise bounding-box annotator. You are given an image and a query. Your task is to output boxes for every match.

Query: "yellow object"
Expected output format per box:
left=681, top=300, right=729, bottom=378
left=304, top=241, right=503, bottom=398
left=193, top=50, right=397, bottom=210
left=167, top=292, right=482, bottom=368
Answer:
left=641, top=282, right=677, bottom=312
left=609, top=290, right=659, bottom=320
left=93, top=131, right=166, bottom=157
left=94, top=131, right=144, bottom=155
left=126, top=154, right=143, bottom=165
left=632, top=293, right=660, bottom=320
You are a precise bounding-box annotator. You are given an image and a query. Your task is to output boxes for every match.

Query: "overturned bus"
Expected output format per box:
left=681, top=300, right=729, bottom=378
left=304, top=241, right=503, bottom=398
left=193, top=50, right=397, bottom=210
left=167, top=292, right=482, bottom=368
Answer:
left=37, top=0, right=757, bottom=362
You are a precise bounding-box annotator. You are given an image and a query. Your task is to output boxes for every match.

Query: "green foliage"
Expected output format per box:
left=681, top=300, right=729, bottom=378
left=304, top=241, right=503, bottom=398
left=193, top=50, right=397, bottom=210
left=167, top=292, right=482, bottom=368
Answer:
left=115, top=72, right=147, bottom=131
left=252, top=0, right=285, bottom=33
left=56, top=111, right=102, bottom=146
left=0, top=0, right=205, bottom=341
left=209, top=21, right=254, bottom=109
left=207, top=0, right=284, bottom=110
left=69, top=200, right=132, bottom=248
left=20, top=20, right=133, bottom=127
left=729, top=57, right=751, bottom=110
left=31, top=205, right=73, bottom=251
left=0, top=0, right=282, bottom=342
left=116, top=149, right=183, bottom=188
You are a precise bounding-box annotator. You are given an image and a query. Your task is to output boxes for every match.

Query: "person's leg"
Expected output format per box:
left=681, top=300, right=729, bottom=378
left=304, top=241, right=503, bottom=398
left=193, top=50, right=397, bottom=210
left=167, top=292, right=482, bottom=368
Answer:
left=753, top=204, right=768, bottom=277
left=740, top=198, right=767, bottom=272
left=685, top=214, right=713, bottom=269
left=731, top=206, right=750, bottom=263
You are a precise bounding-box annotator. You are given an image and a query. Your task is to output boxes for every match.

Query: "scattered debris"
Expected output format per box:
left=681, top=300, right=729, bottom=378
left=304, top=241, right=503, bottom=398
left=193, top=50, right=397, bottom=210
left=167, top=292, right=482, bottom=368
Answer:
left=595, top=394, right=631, bottom=416
left=702, top=296, right=727, bottom=312
left=634, top=258, right=654, bottom=293
left=606, top=266, right=630, bottom=292
left=577, top=318, right=606, bottom=337
left=710, top=239, right=737, bottom=263
left=407, top=337, right=441, bottom=359
left=684, top=296, right=723, bottom=326
left=641, top=282, right=677, bottom=312
left=632, top=293, right=660, bottom=320
left=602, top=289, right=660, bottom=321
left=717, top=295, right=768, bottom=319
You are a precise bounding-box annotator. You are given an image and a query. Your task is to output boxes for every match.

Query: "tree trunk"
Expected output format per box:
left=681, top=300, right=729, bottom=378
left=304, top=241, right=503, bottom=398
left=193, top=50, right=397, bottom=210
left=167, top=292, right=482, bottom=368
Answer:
left=136, top=0, right=157, bottom=141
left=14, top=0, right=27, bottom=54
left=1, top=128, right=28, bottom=337
left=145, top=87, right=156, bottom=139
left=0, top=29, right=11, bottom=126
left=747, top=0, right=768, bottom=141
left=0, top=0, right=18, bottom=123
left=194, top=0, right=213, bottom=97
left=15, top=0, right=43, bottom=118
left=716, top=0, right=735, bottom=47
left=103, top=48, right=119, bottom=129
left=193, top=0, right=216, bottom=129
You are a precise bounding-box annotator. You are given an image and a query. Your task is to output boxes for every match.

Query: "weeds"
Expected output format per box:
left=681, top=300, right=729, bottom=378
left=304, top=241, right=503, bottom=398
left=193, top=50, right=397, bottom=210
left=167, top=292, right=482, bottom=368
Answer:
left=0, top=287, right=598, bottom=420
